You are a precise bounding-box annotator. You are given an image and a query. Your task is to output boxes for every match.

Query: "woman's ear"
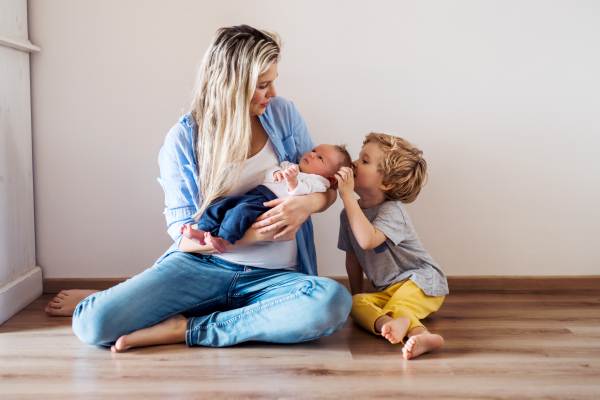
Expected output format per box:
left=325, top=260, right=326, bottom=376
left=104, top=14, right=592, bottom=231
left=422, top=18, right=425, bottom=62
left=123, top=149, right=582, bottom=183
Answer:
left=328, top=176, right=337, bottom=186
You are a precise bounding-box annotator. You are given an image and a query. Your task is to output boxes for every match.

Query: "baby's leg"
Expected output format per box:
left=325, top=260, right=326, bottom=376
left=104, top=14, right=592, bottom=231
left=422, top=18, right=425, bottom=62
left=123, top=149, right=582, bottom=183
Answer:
left=180, top=223, right=207, bottom=245
left=402, top=327, right=444, bottom=360
left=203, top=232, right=230, bottom=254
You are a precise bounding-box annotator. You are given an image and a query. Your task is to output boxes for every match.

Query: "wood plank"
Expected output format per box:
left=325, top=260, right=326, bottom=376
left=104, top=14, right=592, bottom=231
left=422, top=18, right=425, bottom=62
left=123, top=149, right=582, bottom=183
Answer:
left=1, top=293, right=600, bottom=398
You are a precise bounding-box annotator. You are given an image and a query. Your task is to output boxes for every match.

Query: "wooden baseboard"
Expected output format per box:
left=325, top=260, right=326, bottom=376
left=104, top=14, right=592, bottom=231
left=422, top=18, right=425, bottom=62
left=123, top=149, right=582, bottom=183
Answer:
left=331, top=276, right=600, bottom=293
left=43, top=278, right=128, bottom=294
left=43, top=276, right=600, bottom=294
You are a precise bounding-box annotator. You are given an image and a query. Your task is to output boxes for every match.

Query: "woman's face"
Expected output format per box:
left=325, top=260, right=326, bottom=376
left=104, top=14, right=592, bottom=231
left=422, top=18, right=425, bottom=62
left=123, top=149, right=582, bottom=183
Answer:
left=250, top=62, right=278, bottom=117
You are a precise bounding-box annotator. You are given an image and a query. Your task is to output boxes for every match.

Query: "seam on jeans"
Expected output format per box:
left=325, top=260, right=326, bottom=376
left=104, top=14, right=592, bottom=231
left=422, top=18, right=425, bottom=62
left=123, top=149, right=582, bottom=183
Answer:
left=227, top=271, right=241, bottom=309
left=134, top=295, right=227, bottom=332
left=190, top=292, right=302, bottom=332
left=231, top=277, right=317, bottom=297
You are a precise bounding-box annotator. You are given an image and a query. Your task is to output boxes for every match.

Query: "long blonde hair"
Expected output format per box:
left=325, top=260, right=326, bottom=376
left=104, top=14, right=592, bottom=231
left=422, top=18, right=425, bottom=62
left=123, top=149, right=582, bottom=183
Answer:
left=191, top=25, right=281, bottom=219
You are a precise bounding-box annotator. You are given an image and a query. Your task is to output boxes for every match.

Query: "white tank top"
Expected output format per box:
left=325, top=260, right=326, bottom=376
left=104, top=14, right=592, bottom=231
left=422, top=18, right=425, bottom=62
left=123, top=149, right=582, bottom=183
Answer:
left=212, top=140, right=299, bottom=270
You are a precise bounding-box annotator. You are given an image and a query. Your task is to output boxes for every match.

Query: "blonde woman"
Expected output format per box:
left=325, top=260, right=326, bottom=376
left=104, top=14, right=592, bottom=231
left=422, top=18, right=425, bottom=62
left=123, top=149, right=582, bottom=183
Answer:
left=45, top=25, right=352, bottom=351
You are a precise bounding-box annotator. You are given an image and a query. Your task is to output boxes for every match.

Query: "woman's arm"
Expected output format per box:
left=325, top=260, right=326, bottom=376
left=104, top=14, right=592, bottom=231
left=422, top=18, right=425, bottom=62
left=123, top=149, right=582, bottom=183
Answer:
left=251, top=188, right=337, bottom=240
left=179, top=224, right=286, bottom=253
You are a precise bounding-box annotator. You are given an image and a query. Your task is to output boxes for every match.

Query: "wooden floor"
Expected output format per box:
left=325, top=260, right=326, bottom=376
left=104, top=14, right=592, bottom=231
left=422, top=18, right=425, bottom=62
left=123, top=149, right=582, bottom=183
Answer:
left=1, top=292, right=600, bottom=399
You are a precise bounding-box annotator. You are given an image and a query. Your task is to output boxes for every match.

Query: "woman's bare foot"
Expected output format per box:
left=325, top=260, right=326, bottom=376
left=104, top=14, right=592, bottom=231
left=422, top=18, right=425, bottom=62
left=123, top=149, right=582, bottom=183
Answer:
left=44, top=289, right=100, bottom=317
left=181, top=223, right=207, bottom=245
left=111, top=314, right=188, bottom=353
left=204, top=232, right=230, bottom=254
left=402, top=331, right=444, bottom=360
left=379, top=316, right=411, bottom=344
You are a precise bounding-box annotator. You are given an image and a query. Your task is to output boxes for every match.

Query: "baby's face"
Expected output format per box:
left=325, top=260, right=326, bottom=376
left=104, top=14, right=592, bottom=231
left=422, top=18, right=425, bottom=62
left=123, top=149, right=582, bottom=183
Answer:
left=299, top=144, right=340, bottom=178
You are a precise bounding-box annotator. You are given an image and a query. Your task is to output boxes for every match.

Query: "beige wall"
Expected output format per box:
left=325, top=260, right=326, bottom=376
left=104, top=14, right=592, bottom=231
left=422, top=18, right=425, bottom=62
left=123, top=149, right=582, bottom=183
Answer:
left=29, top=0, right=600, bottom=278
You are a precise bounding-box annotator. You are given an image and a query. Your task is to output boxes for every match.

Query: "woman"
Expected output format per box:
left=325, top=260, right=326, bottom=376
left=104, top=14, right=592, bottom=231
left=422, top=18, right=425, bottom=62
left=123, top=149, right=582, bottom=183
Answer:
left=45, top=25, right=352, bottom=351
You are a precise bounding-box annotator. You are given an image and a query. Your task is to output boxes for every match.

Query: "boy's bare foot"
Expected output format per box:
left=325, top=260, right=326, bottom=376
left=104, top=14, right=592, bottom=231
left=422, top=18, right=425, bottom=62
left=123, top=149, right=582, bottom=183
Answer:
left=204, top=232, right=230, bottom=254
left=402, top=331, right=444, bottom=360
left=380, top=316, right=411, bottom=344
left=44, top=289, right=100, bottom=317
left=111, top=314, right=188, bottom=353
left=181, top=223, right=207, bottom=245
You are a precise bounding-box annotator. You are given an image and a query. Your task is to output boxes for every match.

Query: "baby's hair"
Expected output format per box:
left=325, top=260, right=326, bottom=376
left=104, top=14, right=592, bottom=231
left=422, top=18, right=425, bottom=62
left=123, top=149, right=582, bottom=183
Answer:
left=363, top=132, right=428, bottom=203
left=334, top=144, right=353, bottom=170
left=331, top=144, right=353, bottom=189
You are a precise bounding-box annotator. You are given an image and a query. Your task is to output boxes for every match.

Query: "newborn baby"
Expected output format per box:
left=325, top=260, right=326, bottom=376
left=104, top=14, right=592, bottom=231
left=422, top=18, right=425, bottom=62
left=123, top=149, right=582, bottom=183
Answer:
left=181, top=144, right=352, bottom=253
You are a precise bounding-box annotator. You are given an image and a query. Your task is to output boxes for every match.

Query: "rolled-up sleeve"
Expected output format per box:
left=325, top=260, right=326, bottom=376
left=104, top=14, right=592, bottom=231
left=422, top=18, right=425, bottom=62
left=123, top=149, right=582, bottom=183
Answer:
left=157, top=127, right=197, bottom=244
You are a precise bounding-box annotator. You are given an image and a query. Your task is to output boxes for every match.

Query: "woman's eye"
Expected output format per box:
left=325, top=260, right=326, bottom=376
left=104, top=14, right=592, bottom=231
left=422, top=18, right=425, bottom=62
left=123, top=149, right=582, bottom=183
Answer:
left=259, top=85, right=267, bottom=89
left=319, top=157, right=323, bottom=161
left=362, top=160, right=367, bottom=164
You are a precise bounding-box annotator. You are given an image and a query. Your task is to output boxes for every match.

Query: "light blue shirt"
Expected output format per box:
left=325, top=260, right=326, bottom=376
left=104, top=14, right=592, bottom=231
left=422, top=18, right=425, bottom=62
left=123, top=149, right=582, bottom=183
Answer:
left=156, top=96, right=319, bottom=276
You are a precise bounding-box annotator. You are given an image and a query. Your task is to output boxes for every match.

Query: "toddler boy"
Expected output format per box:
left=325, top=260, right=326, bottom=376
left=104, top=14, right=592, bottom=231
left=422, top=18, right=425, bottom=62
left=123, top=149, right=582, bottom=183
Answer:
left=336, top=133, right=448, bottom=360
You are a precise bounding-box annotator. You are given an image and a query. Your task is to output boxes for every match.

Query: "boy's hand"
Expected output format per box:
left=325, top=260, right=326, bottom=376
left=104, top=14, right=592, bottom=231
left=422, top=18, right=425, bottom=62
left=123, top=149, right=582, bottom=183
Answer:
left=273, top=170, right=285, bottom=183
left=335, top=167, right=355, bottom=200
left=282, top=164, right=299, bottom=181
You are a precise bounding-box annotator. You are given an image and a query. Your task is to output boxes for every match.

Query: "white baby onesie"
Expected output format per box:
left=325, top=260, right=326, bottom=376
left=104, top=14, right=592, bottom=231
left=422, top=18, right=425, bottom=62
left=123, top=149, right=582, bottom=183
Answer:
left=262, top=161, right=330, bottom=198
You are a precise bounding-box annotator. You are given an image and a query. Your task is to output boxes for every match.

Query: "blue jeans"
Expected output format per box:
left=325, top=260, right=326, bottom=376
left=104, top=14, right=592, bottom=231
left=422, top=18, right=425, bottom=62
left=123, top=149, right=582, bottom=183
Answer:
left=72, top=252, right=352, bottom=347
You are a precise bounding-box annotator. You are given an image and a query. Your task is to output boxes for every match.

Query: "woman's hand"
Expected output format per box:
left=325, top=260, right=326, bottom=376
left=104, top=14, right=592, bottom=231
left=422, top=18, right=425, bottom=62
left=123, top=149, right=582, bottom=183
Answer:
left=252, top=190, right=336, bottom=240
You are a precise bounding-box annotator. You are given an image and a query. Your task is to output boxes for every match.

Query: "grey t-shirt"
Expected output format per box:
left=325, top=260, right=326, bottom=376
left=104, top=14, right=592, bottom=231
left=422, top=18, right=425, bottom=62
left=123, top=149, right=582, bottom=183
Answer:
left=338, top=200, right=449, bottom=297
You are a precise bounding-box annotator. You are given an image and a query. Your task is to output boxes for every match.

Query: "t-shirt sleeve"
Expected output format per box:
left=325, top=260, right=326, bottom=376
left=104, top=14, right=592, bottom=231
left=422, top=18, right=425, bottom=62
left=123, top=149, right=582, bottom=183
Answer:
left=371, top=202, right=406, bottom=246
left=337, top=210, right=354, bottom=252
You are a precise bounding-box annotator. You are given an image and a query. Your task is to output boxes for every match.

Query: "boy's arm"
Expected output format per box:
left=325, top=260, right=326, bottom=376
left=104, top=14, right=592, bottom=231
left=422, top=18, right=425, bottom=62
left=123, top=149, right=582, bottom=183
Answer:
left=336, top=167, right=387, bottom=250
left=345, top=252, right=364, bottom=296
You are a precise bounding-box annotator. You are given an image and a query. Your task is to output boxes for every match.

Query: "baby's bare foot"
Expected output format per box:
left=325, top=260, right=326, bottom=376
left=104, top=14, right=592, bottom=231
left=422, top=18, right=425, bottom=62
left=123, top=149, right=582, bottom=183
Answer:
left=44, top=289, right=100, bottom=317
left=111, top=314, right=188, bottom=353
left=181, top=224, right=207, bottom=245
left=380, top=316, right=411, bottom=344
left=204, top=232, right=230, bottom=254
left=402, top=331, right=444, bottom=360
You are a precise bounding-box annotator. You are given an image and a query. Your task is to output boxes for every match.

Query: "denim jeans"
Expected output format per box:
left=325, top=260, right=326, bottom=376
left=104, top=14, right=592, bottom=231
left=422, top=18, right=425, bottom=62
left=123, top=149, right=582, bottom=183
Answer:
left=72, top=252, right=352, bottom=347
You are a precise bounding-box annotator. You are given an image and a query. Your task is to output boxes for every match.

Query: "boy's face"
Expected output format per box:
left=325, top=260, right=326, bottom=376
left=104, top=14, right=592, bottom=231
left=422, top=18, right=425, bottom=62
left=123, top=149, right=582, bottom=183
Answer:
left=352, top=141, right=386, bottom=195
left=299, top=144, right=340, bottom=178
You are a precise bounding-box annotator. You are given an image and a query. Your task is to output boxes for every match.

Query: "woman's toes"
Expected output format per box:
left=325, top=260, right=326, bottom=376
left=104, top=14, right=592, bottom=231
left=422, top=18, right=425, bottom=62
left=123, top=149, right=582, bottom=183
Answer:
left=111, top=336, right=131, bottom=353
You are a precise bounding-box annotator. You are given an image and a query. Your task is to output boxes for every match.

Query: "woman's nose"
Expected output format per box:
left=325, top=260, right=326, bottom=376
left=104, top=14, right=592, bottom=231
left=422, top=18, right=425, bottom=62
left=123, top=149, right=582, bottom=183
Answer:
left=268, top=84, right=277, bottom=98
left=352, top=160, right=358, bottom=168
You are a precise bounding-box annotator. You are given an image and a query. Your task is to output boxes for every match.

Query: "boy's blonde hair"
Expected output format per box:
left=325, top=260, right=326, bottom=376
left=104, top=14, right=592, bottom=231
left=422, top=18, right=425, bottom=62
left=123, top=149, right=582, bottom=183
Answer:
left=363, top=132, right=428, bottom=203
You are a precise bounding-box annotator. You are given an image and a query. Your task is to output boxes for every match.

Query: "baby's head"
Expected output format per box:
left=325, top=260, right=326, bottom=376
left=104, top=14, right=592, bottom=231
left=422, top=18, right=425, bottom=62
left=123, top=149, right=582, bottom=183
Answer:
left=299, top=144, right=353, bottom=187
left=354, top=132, right=428, bottom=203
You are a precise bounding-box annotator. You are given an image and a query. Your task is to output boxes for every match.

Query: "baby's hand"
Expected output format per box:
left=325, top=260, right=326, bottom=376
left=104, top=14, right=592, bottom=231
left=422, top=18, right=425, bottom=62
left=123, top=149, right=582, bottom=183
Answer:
left=273, top=170, right=285, bottom=183
left=283, top=164, right=299, bottom=181
left=335, top=166, right=355, bottom=199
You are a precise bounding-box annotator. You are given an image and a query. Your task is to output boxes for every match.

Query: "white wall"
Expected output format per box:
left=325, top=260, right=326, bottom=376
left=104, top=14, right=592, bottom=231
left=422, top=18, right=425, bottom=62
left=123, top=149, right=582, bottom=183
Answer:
left=29, top=0, right=600, bottom=278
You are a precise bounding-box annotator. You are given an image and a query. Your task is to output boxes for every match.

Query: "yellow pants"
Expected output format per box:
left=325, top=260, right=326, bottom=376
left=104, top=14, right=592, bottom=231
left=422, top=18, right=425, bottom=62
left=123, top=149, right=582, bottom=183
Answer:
left=350, top=280, right=445, bottom=342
